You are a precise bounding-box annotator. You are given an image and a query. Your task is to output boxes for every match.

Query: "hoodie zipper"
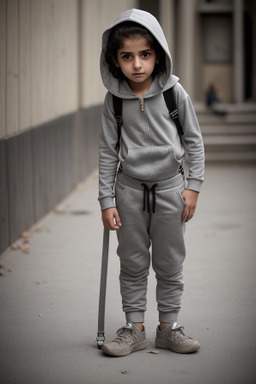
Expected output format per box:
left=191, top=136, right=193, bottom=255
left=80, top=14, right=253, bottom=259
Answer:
left=140, top=96, right=156, bottom=179
left=140, top=98, right=144, bottom=112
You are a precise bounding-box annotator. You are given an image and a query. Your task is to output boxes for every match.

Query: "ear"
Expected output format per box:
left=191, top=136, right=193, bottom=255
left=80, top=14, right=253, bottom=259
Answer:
left=112, top=56, right=120, bottom=68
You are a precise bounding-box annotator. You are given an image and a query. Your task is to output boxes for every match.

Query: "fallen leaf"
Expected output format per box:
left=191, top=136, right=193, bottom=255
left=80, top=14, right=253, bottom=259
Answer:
left=121, top=370, right=127, bottom=374
left=148, top=350, right=160, bottom=354
left=18, top=245, right=30, bottom=253
left=21, top=232, right=30, bottom=239
left=53, top=208, right=66, bottom=214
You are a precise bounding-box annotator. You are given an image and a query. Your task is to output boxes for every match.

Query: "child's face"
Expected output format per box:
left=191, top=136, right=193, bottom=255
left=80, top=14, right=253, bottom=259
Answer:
left=115, top=35, right=158, bottom=92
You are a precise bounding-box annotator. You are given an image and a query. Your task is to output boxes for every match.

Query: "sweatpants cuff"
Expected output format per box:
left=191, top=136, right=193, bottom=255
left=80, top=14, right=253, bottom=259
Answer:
left=159, top=311, right=179, bottom=323
left=126, top=311, right=145, bottom=323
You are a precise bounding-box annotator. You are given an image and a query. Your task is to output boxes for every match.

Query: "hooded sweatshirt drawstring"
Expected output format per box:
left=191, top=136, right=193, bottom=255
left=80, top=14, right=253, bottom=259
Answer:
left=141, top=183, right=158, bottom=213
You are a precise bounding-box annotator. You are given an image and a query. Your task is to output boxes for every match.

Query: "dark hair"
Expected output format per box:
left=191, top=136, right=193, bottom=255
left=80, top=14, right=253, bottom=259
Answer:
left=105, top=21, right=166, bottom=80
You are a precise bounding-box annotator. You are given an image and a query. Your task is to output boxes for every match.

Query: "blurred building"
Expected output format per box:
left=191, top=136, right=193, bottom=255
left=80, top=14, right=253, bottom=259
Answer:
left=0, top=0, right=255, bottom=254
left=148, top=0, right=256, bottom=104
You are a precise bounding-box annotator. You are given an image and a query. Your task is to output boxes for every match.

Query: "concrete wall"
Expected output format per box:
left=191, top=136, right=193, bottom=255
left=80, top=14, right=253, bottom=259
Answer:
left=0, top=0, right=79, bottom=139
left=0, top=0, right=137, bottom=255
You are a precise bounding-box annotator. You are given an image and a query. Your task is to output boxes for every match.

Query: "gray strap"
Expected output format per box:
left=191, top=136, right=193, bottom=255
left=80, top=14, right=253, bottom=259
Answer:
left=96, top=227, right=109, bottom=348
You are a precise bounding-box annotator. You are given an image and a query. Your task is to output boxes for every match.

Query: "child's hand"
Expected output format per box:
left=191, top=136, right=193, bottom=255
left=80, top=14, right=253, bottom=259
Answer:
left=181, top=190, right=199, bottom=222
left=102, top=207, right=122, bottom=230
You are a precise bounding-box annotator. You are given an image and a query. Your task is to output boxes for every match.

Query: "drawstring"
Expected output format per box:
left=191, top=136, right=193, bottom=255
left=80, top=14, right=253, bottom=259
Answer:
left=141, top=184, right=150, bottom=213
left=141, top=183, right=158, bottom=213
left=151, top=184, right=157, bottom=213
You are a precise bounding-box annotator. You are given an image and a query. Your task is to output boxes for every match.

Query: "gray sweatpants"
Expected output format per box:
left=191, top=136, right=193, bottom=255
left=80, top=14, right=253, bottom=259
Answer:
left=115, top=171, right=186, bottom=324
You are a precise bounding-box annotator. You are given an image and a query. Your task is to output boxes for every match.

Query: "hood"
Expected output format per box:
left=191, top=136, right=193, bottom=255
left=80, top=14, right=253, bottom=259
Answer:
left=100, top=8, right=179, bottom=99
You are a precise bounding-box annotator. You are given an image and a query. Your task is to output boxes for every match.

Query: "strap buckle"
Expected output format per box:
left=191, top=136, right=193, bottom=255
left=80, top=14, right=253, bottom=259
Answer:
left=170, top=109, right=178, bottom=120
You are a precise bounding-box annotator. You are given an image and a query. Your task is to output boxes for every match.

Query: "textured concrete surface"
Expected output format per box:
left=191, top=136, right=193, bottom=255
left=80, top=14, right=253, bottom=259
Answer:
left=0, top=164, right=256, bottom=384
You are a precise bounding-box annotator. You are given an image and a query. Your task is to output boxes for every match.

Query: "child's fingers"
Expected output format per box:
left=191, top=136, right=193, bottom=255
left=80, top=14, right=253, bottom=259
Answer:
left=104, top=217, right=119, bottom=230
left=102, top=208, right=121, bottom=230
left=182, top=204, right=196, bottom=222
left=114, top=211, right=122, bottom=227
left=181, top=208, right=189, bottom=222
left=103, top=218, right=118, bottom=230
left=181, top=190, right=198, bottom=222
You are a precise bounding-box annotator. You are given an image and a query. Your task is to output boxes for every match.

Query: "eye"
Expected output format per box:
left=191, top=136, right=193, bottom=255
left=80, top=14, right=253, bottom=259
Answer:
left=142, top=52, right=151, bottom=59
left=121, top=54, right=132, bottom=61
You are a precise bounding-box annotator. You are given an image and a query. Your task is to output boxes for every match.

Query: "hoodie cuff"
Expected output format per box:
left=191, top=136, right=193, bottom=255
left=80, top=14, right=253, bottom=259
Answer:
left=99, top=197, right=116, bottom=211
left=186, top=178, right=203, bottom=193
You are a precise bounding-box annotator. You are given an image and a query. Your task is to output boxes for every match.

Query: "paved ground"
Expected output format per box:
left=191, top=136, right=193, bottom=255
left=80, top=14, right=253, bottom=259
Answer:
left=0, top=163, right=256, bottom=384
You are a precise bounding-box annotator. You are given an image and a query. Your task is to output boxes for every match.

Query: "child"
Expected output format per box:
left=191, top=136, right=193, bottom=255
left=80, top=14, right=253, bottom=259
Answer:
left=98, top=9, right=205, bottom=357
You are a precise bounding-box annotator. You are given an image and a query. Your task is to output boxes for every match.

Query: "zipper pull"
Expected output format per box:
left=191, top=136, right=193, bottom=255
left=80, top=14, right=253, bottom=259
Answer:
left=140, top=98, right=144, bottom=112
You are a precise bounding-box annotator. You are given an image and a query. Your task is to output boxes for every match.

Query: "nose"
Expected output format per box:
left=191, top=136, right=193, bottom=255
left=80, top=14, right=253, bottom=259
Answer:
left=133, top=56, right=142, bottom=69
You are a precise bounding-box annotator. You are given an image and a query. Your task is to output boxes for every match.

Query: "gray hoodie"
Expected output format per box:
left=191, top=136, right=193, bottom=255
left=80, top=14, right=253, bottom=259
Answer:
left=99, top=9, right=205, bottom=211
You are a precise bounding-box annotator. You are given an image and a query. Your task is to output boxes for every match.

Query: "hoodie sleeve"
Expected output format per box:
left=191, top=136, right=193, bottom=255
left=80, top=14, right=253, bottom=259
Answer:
left=98, top=92, right=119, bottom=211
left=175, top=84, right=205, bottom=192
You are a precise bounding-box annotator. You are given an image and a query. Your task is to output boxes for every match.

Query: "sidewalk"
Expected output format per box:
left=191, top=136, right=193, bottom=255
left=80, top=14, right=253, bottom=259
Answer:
left=1, top=163, right=256, bottom=384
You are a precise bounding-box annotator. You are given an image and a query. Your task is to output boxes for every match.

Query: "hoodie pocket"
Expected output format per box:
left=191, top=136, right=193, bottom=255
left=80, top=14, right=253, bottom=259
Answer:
left=115, top=179, right=128, bottom=205
left=175, top=185, right=186, bottom=208
left=122, top=145, right=181, bottom=181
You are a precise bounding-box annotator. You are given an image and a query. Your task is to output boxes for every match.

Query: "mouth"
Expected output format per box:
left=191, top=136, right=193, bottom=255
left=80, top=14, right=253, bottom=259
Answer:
left=133, top=73, right=144, bottom=76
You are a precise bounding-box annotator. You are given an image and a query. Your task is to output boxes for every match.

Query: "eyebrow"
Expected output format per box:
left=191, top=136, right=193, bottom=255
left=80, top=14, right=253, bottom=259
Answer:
left=119, top=49, right=152, bottom=55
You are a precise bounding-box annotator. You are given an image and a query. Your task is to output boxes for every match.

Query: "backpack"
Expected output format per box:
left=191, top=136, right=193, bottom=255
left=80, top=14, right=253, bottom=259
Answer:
left=112, top=87, right=183, bottom=151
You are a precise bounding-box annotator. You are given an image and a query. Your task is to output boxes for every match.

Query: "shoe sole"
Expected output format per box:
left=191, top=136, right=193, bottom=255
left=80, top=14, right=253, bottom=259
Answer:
left=102, top=340, right=147, bottom=357
left=155, top=339, right=200, bottom=354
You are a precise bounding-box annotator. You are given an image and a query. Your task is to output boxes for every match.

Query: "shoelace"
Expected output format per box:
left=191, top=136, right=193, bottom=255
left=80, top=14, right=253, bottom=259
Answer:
left=141, top=183, right=158, bottom=213
left=114, top=327, right=134, bottom=344
left=170, top=326, right=192, bottom=341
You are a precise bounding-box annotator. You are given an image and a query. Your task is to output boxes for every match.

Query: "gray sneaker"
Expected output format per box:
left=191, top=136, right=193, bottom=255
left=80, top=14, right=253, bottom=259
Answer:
left=155, top=322, right=200, bottom=354
left=102, top=322, right=147, bottom=357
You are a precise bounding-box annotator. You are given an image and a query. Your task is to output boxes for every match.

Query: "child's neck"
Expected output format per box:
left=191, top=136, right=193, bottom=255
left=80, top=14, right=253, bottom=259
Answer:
left=129, top=77, right=153, bottom=98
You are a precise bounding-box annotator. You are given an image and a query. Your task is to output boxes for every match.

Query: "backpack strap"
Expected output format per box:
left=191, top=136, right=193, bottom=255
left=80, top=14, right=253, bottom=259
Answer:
left=112, top=95, right=123, bottom=151
left=163, top=87, right=184, bottom=143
